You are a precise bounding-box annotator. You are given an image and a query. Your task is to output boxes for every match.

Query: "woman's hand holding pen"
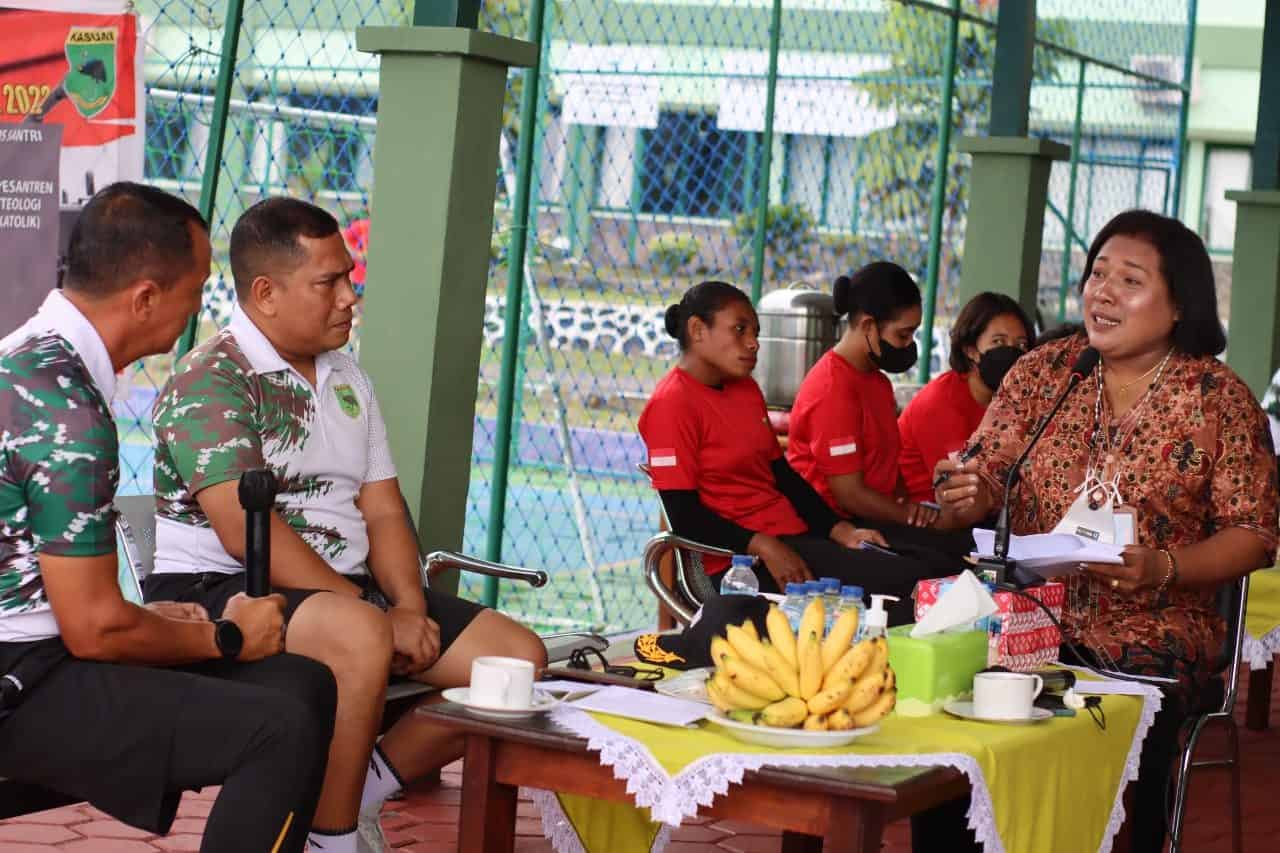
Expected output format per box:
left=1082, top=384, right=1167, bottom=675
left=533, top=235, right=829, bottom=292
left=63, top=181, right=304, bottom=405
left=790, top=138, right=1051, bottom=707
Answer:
left=933, top=456, right=993, bottom=525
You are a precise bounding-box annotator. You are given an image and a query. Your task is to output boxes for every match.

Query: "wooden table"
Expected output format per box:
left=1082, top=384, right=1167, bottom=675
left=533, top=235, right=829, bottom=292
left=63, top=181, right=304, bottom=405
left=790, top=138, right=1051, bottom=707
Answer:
left=423, top=702, right=970, bottom=853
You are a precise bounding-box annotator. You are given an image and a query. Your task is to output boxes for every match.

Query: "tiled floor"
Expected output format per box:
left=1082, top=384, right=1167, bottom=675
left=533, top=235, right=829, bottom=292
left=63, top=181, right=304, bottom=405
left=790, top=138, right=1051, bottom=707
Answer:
left=3, top=666, right=1278, bottom=852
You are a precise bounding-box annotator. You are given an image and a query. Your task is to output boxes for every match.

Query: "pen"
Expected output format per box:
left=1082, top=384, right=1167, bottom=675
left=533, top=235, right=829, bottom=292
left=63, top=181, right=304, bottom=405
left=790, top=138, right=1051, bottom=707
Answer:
left=932, top=440, right=984, bottom=489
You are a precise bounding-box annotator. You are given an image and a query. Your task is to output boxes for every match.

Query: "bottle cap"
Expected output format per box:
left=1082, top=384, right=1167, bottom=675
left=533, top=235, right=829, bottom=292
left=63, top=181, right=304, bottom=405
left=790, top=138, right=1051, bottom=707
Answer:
left=841, top=585, right=864, bottom=598
left=821, top=578, right=840, bottom=593
left=784, top=582, right=804, bottom=595
left=864, top=594, right=900, bottom=632
left=730, top=554, right=754, bottom=568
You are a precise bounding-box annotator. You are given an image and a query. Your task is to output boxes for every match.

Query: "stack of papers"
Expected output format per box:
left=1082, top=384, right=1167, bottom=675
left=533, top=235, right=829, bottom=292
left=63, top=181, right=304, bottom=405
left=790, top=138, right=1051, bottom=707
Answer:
left=569, top=685, right=708, bottom=727
left=972, top=529, right=1124, bottom=579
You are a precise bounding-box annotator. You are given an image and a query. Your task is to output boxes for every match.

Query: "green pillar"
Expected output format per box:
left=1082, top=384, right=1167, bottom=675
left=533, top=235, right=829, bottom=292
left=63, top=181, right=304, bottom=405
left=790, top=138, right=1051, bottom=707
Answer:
left=988, top=0, right=1036, bottom=137
left=356, top=27, right=536, bottom=564
left=1224, top=2, right=1280, bottom=397
left=564, top=123, right=599, bottom=258
left=1225, top=191, right=1280, bottom=397
left=956, top=137, right=1069, bottom=315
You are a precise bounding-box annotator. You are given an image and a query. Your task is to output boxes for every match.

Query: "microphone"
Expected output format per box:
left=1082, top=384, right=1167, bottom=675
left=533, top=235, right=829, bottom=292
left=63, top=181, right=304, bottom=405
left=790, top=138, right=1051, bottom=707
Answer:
left=989, top=347, right=1099, bottom=581
left=238, top=469, right=277, bottom=597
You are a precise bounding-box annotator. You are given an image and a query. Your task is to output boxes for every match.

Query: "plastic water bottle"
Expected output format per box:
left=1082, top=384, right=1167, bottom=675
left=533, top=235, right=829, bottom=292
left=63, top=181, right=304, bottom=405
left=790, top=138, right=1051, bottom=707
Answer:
left=841, top=585, right=867, bottom=640
left=721, top=554, right=760, bottom=596
left=782, top=582, right=806, bottom=629
left=819, top=577, right=841, bottom=633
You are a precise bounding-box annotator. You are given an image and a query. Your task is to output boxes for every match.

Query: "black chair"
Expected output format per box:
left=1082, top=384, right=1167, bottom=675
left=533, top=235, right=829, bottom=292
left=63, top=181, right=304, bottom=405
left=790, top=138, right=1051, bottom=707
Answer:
left=1168, top=574, right=1249, bottom=853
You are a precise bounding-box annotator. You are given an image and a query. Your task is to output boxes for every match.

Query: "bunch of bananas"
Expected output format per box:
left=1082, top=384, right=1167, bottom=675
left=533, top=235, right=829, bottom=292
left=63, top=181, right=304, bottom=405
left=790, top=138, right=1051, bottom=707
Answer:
left=705, top=597, right=896, bottom=730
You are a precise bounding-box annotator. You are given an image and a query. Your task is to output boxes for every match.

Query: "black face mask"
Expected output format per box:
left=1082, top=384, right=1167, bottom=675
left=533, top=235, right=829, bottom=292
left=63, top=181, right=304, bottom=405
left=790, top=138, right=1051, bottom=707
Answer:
left=976, top=345, right=1025, bottom=392
left=867, top=333, right=918, bottom=375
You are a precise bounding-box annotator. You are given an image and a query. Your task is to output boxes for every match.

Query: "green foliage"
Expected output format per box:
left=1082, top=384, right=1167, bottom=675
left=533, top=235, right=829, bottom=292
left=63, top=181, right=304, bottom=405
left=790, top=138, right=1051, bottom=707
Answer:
left=731, top=203, right=815, bottom=275
left=647, top=232, right=701, bottom=273
left=856, top=2, right=1074, bottom=261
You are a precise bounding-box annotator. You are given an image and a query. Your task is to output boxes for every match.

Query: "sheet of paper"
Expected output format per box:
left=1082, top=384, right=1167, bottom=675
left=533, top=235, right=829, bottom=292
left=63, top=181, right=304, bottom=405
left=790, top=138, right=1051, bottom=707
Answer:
left=569, top=685, right=709, bottom=727
left=972, top=529, right=1124, bottom=577
left=1063, top=666, right=1174, bottom=692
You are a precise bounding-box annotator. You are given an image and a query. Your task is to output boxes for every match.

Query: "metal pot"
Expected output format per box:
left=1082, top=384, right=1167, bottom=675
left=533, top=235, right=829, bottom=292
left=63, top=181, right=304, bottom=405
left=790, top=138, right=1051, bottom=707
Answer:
left=754, top=286, right=837, bottom=408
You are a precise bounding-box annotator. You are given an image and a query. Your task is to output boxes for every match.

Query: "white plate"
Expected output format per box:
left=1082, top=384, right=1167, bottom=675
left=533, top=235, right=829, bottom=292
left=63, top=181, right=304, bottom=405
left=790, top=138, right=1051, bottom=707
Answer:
left=942, top=700, right=1054, bottom=724
left=440, top=687, right=563, bottom=721
left=704, top=709, right=879, bottom=748
left=654, top=667, right=714, bottom=704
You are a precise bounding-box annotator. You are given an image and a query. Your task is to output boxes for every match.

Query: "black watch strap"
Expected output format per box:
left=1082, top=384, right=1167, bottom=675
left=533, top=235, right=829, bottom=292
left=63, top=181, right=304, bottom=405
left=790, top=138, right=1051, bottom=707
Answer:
left=213, top=619, right=243, bottom=660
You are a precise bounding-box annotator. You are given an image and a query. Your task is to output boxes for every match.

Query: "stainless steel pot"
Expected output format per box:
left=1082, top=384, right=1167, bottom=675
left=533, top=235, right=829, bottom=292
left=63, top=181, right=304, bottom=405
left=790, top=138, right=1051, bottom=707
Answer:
left=755, top=286, right=837, bottom=408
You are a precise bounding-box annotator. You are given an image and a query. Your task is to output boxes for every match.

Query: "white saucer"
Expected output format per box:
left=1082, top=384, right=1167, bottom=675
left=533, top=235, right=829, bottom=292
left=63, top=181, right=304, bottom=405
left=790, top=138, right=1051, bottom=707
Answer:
left=441, top=687, right=562, bottom=720
left=654, top=667, right=714, bottom=704
left=943, top=699, right=1054, bottom=724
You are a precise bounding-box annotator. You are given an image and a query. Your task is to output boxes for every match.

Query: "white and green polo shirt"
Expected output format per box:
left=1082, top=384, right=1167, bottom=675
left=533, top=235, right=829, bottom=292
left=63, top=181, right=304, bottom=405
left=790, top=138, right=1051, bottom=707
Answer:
left=151, top=305, right=396, bottom=577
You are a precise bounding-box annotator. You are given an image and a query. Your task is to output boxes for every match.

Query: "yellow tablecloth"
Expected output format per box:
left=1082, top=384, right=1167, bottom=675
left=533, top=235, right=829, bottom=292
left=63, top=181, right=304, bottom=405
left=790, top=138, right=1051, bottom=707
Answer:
left=545, top=680, right=1157, bottom=853
left=1245, top=567, right=1280, bottom=670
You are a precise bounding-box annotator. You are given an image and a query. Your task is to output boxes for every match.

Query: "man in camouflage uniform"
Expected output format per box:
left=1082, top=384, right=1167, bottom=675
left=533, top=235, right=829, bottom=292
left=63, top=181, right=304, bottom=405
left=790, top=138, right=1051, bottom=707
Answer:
left=146, top=197, right=546, bottom=853
left=0, top=183, right=336, bottom=852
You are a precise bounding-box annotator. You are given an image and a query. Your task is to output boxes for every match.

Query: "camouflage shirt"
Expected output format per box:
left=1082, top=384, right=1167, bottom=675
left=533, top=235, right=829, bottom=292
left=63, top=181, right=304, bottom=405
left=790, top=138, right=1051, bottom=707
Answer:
left=152, top=305, right=396, bottom=577
left=0, top=291, right=118, bottom=641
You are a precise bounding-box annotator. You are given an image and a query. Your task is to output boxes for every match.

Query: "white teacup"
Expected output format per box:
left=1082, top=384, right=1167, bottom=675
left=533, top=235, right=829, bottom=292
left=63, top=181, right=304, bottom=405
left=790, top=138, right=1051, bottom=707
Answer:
left=972, top=672, right=1044, bottom=720
left=469, top=656, right=536, bottom=710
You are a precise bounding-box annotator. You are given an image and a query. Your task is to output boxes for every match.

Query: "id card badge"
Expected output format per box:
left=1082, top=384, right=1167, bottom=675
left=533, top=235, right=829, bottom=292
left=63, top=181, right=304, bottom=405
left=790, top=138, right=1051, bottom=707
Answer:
left=1112, top=505, right=1137, bottom=546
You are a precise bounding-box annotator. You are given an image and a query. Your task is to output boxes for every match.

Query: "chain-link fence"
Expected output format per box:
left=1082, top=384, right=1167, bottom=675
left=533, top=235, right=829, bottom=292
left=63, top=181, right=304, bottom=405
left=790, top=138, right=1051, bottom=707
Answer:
left=117, top=0, right=1193, bottom=634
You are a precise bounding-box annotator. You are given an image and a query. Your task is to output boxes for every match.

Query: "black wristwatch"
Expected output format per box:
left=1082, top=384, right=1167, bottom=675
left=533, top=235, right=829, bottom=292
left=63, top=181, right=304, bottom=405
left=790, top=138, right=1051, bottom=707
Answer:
left=213, top=619, right=244, bottom=660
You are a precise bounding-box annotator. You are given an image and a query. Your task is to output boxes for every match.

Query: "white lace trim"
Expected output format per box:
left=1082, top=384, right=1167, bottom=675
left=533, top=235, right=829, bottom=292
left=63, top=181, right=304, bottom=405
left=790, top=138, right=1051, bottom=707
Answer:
left=1243, top=625, right=1280, bottom=670
left=539, top=691, right=1161, bottom=853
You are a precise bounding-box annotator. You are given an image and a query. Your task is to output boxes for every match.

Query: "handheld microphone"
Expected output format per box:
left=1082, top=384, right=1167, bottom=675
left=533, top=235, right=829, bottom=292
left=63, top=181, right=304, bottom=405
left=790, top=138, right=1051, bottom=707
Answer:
left=238, top=469, right=277, bottom=597
left=989, top=347, right=1099, bottom=580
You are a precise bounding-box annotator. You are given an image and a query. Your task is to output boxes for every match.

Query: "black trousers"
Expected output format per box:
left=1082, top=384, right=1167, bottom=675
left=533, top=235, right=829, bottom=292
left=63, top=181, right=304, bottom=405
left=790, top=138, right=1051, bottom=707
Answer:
left=908, top=690, right=1189, bottom=853
left=0, top=646, right=336, bottom=853
left=718, top=534, right=962, bottom=626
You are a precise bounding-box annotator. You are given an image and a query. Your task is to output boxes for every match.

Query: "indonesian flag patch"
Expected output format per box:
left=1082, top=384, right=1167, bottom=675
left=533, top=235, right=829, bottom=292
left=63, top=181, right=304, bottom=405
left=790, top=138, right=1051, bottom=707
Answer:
left=828, top=437, right=858, bottom=457
left=650, top=448, right=678, bottom=467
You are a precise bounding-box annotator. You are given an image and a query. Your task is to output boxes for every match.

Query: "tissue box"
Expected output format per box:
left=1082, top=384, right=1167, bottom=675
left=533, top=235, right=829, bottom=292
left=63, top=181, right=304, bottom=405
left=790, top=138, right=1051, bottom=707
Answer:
left=886, top=625, right=988, bottom=716
left=914, top=577, right=1065, bottom=672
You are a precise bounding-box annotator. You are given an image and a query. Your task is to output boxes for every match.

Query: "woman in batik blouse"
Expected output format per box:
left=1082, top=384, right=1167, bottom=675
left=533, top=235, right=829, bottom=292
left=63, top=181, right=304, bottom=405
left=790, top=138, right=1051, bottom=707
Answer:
left=927, top=209, right=1279, bottom=853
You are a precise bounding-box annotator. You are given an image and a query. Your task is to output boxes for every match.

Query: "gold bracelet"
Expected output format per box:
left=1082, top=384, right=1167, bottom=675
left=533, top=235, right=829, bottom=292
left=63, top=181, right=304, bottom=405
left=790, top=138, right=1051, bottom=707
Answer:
left=1157, top=549, right=1178, bottom=592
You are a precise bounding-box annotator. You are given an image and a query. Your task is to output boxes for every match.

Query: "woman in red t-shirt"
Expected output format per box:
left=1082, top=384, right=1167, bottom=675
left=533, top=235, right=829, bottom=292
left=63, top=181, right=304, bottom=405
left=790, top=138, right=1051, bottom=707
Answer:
left=787, top=262, right=939, bottom=530
left=639, top=281, right=949, bottom=623
left=897, top=292, right=1034, bottom=504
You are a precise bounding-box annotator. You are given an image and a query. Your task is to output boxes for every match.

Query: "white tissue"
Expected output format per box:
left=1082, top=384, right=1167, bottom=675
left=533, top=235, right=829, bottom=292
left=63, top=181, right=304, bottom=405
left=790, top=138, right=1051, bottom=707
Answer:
left=909, top=569, right=998, bottom=639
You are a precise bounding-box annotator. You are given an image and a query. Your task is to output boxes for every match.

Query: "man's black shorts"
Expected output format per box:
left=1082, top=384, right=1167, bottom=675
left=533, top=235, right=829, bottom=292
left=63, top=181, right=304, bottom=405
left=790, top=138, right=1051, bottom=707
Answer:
left=144, top=572, right=486, bottom=654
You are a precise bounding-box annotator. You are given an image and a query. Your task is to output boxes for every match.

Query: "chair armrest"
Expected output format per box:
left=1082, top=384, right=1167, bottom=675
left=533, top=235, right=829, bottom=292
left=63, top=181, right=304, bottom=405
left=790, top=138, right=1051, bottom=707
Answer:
left=643, top=532, right=732, bottom=626
left=421, top=550, right=549, bottom=588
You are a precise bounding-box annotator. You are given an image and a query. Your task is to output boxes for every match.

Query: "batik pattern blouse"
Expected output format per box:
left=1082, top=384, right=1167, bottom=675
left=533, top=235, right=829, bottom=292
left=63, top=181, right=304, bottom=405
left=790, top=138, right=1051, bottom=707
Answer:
left=970, top=334, right=1278, bottom=694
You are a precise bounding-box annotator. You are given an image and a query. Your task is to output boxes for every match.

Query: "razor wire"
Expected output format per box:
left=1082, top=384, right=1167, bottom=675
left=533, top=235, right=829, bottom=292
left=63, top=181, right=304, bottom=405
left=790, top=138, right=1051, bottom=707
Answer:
left=116, top=0, right=1194, bottom=635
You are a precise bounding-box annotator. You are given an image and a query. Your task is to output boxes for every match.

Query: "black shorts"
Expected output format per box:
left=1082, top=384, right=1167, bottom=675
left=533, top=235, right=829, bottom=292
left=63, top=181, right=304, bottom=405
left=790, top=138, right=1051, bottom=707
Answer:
left=0, top=642, right=334, bottom=835
left=144, top=572, right=487, bottom=655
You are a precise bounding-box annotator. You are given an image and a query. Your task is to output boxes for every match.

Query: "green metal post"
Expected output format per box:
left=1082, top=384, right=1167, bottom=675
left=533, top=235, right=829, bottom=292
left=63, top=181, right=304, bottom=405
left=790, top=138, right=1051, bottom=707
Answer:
left=819, top=136, right=833, bottom=227
left=749, top=0, right=784, bottom=304
left=483, top=0, right=547, bottom=607
left=916, top=0, right=960, bottom=385
left=1057, top=59, right=1087, bottom=323
left=1135, top=139, right=1146, bottom=207
left=413, top=0, right=481, bottom=28
left=176, top=0, right=245, bottom=357
left=1170, top=0, right=1198, bottom=216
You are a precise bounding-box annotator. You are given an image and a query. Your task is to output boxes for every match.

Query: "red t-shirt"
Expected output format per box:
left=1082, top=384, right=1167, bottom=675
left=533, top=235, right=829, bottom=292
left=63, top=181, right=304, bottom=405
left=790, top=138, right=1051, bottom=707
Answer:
left=786, top=351, right=901, bottom=514
left=897, top=369, right=986, bottom=504
left=639, top=369, right=808, bottom=572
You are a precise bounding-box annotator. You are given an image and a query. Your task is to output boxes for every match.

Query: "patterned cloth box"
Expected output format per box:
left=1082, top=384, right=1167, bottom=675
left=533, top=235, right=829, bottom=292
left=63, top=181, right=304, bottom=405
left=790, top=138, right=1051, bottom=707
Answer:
left=914, top=576, right=1065, bottom=672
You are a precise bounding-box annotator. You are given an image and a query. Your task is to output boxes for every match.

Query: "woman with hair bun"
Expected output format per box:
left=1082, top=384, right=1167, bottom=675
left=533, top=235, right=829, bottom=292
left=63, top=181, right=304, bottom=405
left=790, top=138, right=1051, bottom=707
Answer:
left=638, top=280, right=948, bottom=624
left=786, top=262, right=949, bottom=532
left=897, top=291, right=1034, bottom=504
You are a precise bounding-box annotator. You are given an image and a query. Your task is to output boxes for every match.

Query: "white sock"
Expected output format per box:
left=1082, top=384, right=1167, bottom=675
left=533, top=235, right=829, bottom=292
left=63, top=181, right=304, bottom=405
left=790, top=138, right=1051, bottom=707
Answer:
left=306, top=829, right=357, bottom=853
left=359, top=744, right=404, bottom=815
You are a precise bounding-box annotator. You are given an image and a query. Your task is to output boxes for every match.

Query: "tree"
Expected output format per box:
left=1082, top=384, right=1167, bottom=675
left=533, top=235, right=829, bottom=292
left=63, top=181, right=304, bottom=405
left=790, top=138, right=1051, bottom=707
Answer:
left=855, top=1, right=1073, bottom=287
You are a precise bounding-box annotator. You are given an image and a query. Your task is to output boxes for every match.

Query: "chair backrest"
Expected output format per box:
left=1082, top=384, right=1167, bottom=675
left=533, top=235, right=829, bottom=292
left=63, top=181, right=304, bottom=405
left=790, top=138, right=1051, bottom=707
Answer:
left=114, top=495, right=155, bottom=605
left=1212, top=573, right=1251, bottom=716
left=637, top=463, right=725, bottom=624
